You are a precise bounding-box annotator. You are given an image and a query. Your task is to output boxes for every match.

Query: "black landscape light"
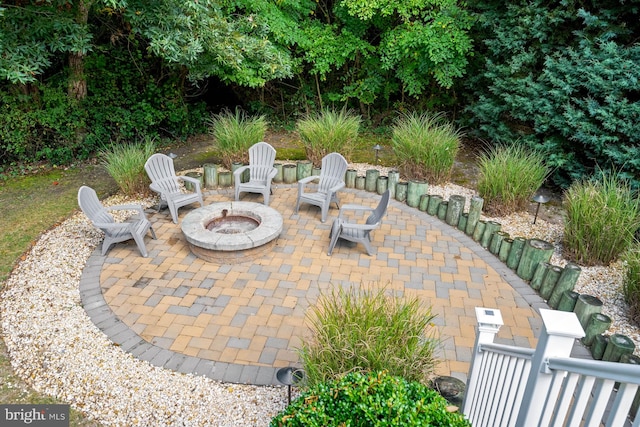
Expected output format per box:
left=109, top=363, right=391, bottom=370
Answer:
left=531, top=194, right=550, bottom=225
left=276, top=367, right=305, bottom=404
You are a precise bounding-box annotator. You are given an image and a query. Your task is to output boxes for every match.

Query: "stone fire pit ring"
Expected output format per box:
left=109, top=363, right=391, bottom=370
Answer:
left=181, top=201, right=283, bottom=263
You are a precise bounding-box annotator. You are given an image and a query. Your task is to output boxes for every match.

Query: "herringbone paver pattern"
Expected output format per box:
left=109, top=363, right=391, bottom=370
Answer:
left=81, top=185, right=544, bottom=386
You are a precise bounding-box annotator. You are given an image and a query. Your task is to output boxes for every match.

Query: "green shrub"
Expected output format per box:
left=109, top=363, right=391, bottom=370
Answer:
left=623, top=246, right=640, bottom=327
left=296, top=109, right=361, bottom=166
left=391, top=111, right=462, bottom=185
left=101, top=138, right=156, bottom=197
left=298, top=286, right=439, bottom=387
left=207, top=108, right=267, bottom=169
left=477, top=144, right=550, bottom=215
left=270, top=370, right=470, bottom=427
left=563, top=171, right=640, bottom=266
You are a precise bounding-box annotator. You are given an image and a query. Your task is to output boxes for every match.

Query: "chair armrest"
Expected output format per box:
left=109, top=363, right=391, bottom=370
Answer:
left=233, top=165, right=249, bottom=178
left=298, top=175, right=319, bottom=185
left=328, top=182, right=346, bottom=193
left=338, top=204, right=374, bottom=220
left=340, top=222, right=379, bottom=231
left=92, top=221, right=130, bottom=231
left=267, top=167, right=278, bottom=179
left=180, top=175, right=202, bottom=192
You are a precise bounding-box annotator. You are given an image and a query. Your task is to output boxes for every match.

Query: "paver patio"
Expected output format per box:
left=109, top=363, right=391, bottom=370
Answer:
left=80, top=185, right=548, bottom=386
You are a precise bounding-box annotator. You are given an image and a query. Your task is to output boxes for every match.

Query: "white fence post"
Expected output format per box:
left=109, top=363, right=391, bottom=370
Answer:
left=463, top=307, right=504, bottom=416
left=515, top=309, right=585, bottom=427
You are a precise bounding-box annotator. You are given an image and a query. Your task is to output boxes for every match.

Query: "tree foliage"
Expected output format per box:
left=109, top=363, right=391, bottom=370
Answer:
left=463, top=0, right=640, bottom=188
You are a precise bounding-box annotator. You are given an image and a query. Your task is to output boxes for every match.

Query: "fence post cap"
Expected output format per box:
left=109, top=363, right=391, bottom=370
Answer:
left=540, top=308, right=585, bottom=339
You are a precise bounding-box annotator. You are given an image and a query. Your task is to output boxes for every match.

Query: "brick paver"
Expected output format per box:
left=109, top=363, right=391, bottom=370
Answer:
left=80, top=185, right=545, bottom=386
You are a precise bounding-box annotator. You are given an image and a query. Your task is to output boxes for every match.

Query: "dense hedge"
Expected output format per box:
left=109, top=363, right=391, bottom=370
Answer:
left=463, top=0, right=640, bottom=188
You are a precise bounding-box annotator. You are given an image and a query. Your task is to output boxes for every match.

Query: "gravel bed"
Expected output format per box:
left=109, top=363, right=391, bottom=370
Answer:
left=1, top=166, right=638, bottom=426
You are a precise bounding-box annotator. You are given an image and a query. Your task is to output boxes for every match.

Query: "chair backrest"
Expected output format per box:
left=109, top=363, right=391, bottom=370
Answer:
left=248, top=142, right=276, bottom=181
left=144, top=153, right=181, bottom=193
left=78, top=186, right=114, bottom=226
left=318, top=152, right=348, bottom=193
left=366, top=189, right=390, bottom=226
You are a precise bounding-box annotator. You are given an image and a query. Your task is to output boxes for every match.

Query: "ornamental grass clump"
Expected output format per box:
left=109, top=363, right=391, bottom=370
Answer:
left=207, top=108, right=267, bottom=169
left=563, top=171, right=640, bottom=266
left=391, top=111, right=463, bottom=185
left=298, top=286, right=439, bottom=387
left=101, top=137, right=156, bottom=196
left=476, top=144, right=550, bottom=216
left=270, top=371, right=471, bottom=427
left=623, top=246, right=640, bottom=327
left=296, top=109, right=361, bottom=166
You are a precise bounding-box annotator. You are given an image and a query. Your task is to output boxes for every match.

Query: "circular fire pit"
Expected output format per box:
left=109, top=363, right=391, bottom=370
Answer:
left=181, top=202, right=283, bottom=263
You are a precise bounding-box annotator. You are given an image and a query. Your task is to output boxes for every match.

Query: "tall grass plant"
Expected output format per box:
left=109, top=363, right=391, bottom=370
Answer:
left=391, top=111, right=462, bottom=185
left=476, top=144, right=550, bottom=215
left=623, top=246, right=640, bottom=327
left=207, top=109, right=267, bottom=169
left=298, top=286, right=439, bottom=387
left=296, top=109, right=361, bottom=166
left=563, top=171, right=640, bottom=265
left=101, top=138, right=156, bottom=196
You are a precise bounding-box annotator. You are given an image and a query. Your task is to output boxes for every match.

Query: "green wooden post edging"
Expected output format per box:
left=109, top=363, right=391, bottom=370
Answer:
left=419, top=194, right=430, bottom=212
left=602, top=334, right=636, bottom=362
left=437, top=201, right=449, bottom=221
left=203, top=163, right=218, bottom=188
left=539, top=265, right=563, bottom=300
left=530, top=262, right=551, bottom=291
left=355, top=176, right=366, bottom=190
left=458, top=212, right=469, bottom=232
left=558, top=290, right=580, bottom=312
left=283, top=164, right=297, bottom=183
left=516, top=238, right=554, bottom=281
left=465, top=196, right=484, bottom=235
left=297, top=160, right=312, bottom=180
left=506, top=237, right=526, bottom=270
left=396, top=182, right=408, bottom=202
left=365, top=169, right=380, bottom=192
left=231, top=162, right=244, bottom=185
left=574, top=294, right=604, bottom=329
left=218, top=171, right=232, bottom=187
left=582, top=313, right=612, bottom=346
left=489, top=231, right=509, bottom=255
left=481, top=220, right=501, bottom=249
left=388, top=170, right=400, bottom=199
left=407, top=180, right=428, bottom=208
left=427, top=195, right=442, bottom=215
left=472, top=220, right=486, bottom=242
left=377, top=176, right=389, bottom=195
left=548, top=262, right=582, bottom=309
left=345, top=169, right=357, bottom=188
left=591, top=334, right=609, bottom=360
left=184, top=172, right=203, bottom=191
left=446, top=195, right=465, bottom=227
left=498, top=238, right=512, bottom=263
left=274, top=163, right=284, bottom=183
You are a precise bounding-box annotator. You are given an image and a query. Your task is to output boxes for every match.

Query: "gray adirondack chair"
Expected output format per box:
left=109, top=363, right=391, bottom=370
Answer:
left=144, top=153, right=204, bottom=223
left=295, top=152, right=348, bottom=223
left=327, top=189, right=390, bottom=256
left=234, top=142, right=278, bottom=205
left=78, top=186, right=157, bottom=257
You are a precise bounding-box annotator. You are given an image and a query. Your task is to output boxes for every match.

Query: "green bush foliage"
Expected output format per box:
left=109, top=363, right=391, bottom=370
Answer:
left=101, top=138, right=156, bottom=197
left=623, top=246, right=640, bottom=327
left=391, top=111, right=462, bottom=185
left=296, top=109, right=361, bottom=166
left=463, top=1, right=640, bottom=188
left=207, top=108, right=267, bottom=169
left=477, top=144, right=549, bottom=215
left=298, top=286, right=439, bottom=387
left=0, top=85, right=87, bottom=165
left=270, top=370, right=471, bottom=427
left=563, top=171, right=640, bottom=266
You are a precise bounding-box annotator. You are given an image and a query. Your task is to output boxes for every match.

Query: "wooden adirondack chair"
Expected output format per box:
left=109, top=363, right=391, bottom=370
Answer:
left=144, top=153, right=204, bottom=223
left=327, top=189, right=389, bottom=256
left=234, top=142, right=278, bottom=205
left=295, top=152, right=348, bottom=223
left=78, top=186, right=156, bottom=257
